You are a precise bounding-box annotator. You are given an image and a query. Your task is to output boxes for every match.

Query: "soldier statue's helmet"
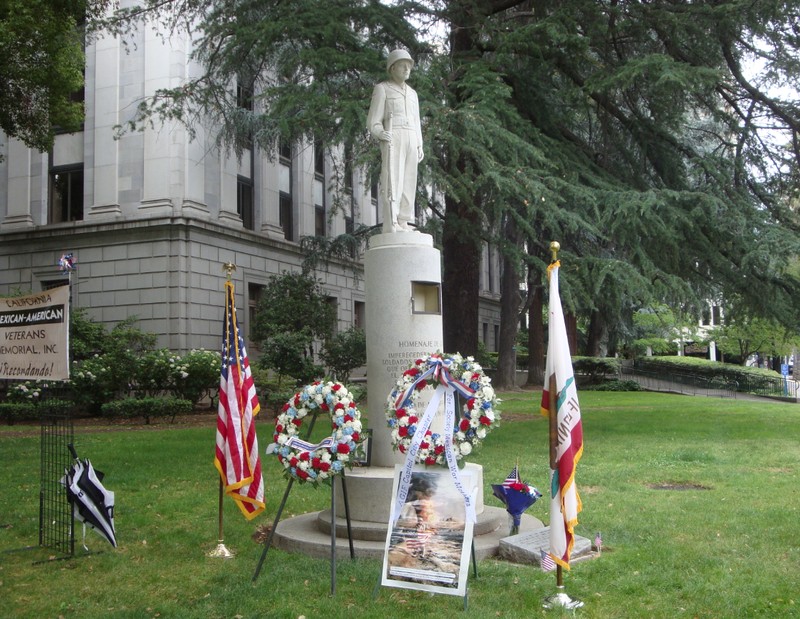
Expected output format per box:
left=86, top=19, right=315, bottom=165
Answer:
left=386, top=49, right=414, bottom=71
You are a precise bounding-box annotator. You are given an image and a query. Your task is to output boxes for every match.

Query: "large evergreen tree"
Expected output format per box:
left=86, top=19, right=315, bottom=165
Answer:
left=102, top=1, right=800, bottom=377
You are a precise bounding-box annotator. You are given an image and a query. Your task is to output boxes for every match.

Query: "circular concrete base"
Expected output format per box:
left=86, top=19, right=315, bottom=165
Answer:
left=335, top=464, right=486, bottom=523
left=270, top=506, right=544, bottom=561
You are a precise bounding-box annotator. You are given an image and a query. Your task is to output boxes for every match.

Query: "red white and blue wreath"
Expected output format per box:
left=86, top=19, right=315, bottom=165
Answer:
left=385, top=353, right=500, bottom=524
left=272, top=381, right=363, bottom=484
left=386, top=352, right=500, bottom=465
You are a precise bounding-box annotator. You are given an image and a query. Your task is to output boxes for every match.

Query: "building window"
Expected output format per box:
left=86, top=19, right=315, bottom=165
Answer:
left=278, top=139, right=293, bottom=241
left=712, top=305, right=721, bottom=326
left=327, top=296, right=339, bottom=333
left=371, top=180, right=379, bottom=225
left=237, top=80, right=254, bottom=111
left=279, top=192, right=293, bottom=241
left=487, top=246, right=495, bottom=293
left=237, top=176, right=254, bottom=230
left=279, top=139, right=292, bottom=162
left=343, top=143, right=354, bottom=194
left=315, top=204, right=326, bottom=237
left=248, top=283, right=264, bottom=348
left=49, top=167, right=84, bottom=223
left=493, top=324, right=500, bottom=352
left=237, top=79, right=254, bottom=149
left=313, top=139, right=326, bottom=237
left=314, top=139, right=325, bottom=178
left=354, top=301, right=365, bottom=330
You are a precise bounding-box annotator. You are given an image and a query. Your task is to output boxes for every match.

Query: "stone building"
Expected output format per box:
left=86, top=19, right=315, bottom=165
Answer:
left=0, top=27, right=501, bottom=355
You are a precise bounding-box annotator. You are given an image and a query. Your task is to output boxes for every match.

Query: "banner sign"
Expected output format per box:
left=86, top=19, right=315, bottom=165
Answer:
left=0, top=286, right=70, bottom=380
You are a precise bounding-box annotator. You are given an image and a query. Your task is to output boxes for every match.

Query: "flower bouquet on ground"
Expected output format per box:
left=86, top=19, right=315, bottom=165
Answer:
left=491, top=465, right=542, bottom=535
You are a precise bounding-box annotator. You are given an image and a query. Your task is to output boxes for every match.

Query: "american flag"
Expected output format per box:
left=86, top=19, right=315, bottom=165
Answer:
left=502, top=465, right=520, bottom=488
left=213, top=279, right=265, bottom=520
left=540, top=549, right=556, bottom=572
left=406, top=530, right=432, bottom=554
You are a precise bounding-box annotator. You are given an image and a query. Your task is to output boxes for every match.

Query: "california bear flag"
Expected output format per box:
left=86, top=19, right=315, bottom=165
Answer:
left=540, top=260, right=583, bottom=570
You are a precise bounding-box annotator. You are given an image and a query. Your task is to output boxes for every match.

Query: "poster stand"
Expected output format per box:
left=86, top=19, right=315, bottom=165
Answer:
left=374, top=466, right=478, bottom=609
left=252, top=410, right=355, bottom=595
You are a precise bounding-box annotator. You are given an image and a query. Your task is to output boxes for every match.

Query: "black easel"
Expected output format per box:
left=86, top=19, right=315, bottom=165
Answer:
left=252, top=410, right=355, bottom=595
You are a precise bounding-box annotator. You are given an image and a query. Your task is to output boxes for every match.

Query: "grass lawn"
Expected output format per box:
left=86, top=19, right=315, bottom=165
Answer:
left=1, top=391, right=798, bottom=618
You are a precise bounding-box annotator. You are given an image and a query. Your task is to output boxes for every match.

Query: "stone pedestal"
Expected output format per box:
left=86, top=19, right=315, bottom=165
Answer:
left=364, top=231, right=444, bottom=467
left=269, top=231, right=545, bottom=559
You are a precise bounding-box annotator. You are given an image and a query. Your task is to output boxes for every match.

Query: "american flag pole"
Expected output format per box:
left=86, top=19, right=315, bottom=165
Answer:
left=208, top=262, right=237, bottom=559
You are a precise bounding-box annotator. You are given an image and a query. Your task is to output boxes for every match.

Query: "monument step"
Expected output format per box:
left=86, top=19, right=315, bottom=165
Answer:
left=271, top=506, right=544, bottom=561
left=315, top=504, right=509, bottom=542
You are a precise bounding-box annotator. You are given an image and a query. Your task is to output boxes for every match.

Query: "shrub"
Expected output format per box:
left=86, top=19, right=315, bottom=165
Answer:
left=134, top=349, right=176, bottom=396
left=251, top=367, right=300, bottom=417
left=0, top=402, right=36, bottom=425
left=572, top=357, right=620, bottom=384
left=585, top=379, right=642, bottom=392
left=101, top=396, right=193, bottom=424
left=634, top=356, right=784, bottom=395
left=172, top=349, right=221, bottom=405
left=69, top=355, right=116, bottom=413
left=7, top=380, right=53, bottom=403
left=321, top=327, right=366, bottom=383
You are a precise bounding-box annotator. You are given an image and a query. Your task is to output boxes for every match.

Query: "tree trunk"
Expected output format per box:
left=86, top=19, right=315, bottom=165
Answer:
left=494, top=215, right=522, bottom=390
left=565, top=312, right=578, bottom=356
left=442, top=193, right=481, bottom=356
left=586, top=309, right=607, bottom=357
left=526, top=284, right=545, bottom=386
left=441, top=18, right=483, bottom=357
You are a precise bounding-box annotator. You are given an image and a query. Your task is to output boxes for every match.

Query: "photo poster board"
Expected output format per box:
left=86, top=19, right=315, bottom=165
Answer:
left=381, top=464, right=476, bottom=597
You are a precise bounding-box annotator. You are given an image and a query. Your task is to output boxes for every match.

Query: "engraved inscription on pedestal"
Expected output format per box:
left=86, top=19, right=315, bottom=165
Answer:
left=381, top=339, right=440, bottom=381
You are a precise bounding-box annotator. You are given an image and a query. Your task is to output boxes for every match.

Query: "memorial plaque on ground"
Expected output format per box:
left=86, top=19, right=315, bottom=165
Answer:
left=498, top=526, right=593, bottom=566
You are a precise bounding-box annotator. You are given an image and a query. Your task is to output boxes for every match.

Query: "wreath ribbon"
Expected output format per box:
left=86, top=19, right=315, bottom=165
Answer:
left=391, top=384, right=477, bottom=525
left=394, top=355, right=474, bottom=409
left=285, top=436, right=335, bottom=452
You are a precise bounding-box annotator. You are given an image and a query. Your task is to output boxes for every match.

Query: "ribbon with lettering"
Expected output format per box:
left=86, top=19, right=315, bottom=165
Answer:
left=284, top=436, right=336, bottom=452
left=391, top=383, right=477, bottom=526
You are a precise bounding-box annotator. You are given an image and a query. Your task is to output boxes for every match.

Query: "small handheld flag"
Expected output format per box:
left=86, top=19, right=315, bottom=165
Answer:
left=540, top=550, right=556, bottom=572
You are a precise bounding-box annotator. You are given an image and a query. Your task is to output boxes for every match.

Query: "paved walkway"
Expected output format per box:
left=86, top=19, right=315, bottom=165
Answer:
left=626, top=373, right=797, bottom=403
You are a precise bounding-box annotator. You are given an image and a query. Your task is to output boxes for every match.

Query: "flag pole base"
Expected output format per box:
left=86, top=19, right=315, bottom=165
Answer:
left=543, top=590, right=584, bottom=610
left=207, top=542, right=235, bottom=559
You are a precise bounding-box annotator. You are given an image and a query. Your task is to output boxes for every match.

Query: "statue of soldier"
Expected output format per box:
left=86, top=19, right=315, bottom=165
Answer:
left=367, top=49, right=424, bottom=234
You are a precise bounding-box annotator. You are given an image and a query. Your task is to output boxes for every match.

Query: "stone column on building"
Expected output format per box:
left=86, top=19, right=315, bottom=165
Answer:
left=140, top=27, right=179, bottom=217
left=87, top=34, right=121, bottom=218
left=1, top=139, right=34, bottom=229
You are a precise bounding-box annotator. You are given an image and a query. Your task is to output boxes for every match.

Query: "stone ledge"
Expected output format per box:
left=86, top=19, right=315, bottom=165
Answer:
left=271, top=506, right=544, bottom=561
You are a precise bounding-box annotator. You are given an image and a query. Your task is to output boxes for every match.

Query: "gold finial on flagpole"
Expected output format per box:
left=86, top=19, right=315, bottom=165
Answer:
left=222, top=262, right=236, bottom=281
left=549, top=241, right=560, bottom=263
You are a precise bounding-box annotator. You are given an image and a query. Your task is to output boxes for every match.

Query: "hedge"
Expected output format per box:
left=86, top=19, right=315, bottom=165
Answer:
left=101, top=396, right=193, bottom=424
left=633, top=356, right=786, bottom=395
